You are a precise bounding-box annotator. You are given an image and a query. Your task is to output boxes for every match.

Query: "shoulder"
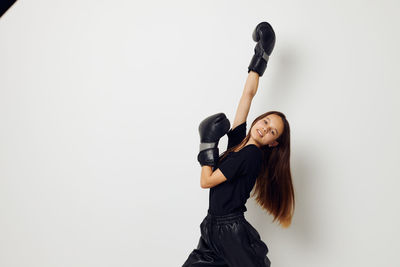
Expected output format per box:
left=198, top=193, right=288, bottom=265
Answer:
left=228, top=121, right=246, bottom=135
left=227, top=121, right=247, bottom=140
left=226, top=121, right=247, bottom=151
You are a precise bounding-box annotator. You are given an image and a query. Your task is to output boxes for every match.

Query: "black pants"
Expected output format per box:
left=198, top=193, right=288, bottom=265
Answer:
left=182, top=211, right=271, bottom=267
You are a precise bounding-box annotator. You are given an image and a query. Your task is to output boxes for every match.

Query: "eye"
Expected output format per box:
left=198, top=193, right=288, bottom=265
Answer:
left=264, top=120, right=268, bottom=124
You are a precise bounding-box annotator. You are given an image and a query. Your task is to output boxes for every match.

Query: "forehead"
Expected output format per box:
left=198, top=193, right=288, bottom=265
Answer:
left=263, top=114, right=284, bottom=129
left=264, top=114, right=280, bottom=121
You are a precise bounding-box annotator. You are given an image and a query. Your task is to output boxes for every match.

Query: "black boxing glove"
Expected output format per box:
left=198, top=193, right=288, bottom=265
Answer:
left=197, top=113, right=230, bottom=167
left=248, top=21, right=276, bottom=77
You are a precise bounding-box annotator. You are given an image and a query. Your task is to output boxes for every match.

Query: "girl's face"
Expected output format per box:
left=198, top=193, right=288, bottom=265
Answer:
left=250, top=114, right=284, bottom=147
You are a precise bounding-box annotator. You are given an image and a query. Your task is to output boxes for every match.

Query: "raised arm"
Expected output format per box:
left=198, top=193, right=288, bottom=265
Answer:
left=231, top=71, right=260, bottom=130
left=230, top=21, right=276, bottom=130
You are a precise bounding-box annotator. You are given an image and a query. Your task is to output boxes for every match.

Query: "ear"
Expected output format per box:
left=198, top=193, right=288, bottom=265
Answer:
left=269, top=141, right=279, bottom=147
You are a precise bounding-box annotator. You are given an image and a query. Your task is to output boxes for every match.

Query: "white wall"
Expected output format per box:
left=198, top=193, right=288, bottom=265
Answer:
left=1, top=0, right=399, bottom=266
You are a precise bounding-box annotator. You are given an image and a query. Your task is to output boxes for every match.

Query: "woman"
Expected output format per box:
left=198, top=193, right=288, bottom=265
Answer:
left=183, top=22, right=295, bottom=267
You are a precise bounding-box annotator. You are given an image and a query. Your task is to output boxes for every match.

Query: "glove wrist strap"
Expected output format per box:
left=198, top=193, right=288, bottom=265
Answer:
left=262, top=51, right=269, bottom=62
left=199, top=142, right=218, bottom=151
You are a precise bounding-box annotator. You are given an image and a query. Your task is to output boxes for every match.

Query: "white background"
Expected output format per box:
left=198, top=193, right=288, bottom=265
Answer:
left=1, top=1, right=399, bottom=266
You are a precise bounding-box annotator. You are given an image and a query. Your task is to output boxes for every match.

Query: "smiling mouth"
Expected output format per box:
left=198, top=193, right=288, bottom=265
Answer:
left=257, top=129, right=263, bottom=137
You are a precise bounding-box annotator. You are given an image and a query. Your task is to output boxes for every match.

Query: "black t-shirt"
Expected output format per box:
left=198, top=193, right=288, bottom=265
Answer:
left=208, top=121, right=263, bottom=215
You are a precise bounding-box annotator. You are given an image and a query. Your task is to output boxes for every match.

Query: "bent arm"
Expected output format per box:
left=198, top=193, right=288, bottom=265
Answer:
left=200, top=166, right=228, bottom=188
left=231, top=71, right=259, bottom=130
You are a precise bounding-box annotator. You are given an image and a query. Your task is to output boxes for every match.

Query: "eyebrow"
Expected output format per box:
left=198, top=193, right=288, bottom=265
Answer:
left=266, top=117, right=279, bottom=135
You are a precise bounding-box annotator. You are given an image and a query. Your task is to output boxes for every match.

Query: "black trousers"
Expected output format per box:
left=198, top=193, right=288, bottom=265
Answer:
left=182, top=211, right=271, bottom=267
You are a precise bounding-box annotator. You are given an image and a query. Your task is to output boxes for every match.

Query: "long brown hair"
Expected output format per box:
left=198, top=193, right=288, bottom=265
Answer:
left=218, top=111, right=295, bottom=228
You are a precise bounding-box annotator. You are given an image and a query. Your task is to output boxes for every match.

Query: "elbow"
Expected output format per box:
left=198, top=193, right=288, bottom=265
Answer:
left=200, top=177, right=210, bottom=189
left=200, top=182, right=209, bottom=189
left=200, top=166, right=213, bottom=189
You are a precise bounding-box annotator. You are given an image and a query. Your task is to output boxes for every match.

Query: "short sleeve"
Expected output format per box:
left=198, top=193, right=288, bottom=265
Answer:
left=226, top=121, right=247, bottom=150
